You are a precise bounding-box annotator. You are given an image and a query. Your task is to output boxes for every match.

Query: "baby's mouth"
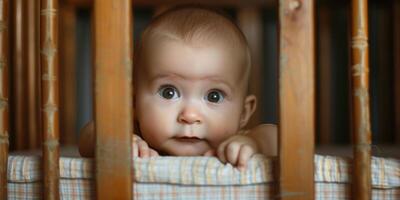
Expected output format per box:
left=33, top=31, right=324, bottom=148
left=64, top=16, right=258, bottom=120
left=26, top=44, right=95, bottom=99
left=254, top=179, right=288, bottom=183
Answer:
left=174, top=136, right=203, bottom=143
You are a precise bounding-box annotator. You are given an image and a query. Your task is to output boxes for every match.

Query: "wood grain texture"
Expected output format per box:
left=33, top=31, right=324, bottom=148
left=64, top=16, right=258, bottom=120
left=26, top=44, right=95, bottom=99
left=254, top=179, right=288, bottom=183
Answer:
left=0, top=0, right=8, bottom=198
left=94, top=0, right=133, bottom=199
left=26, top=0, right=41, bottom=149
left=350, top=0, right=371, bottom=199
left=40, top=0, right=60, bottom=199
left=278, top=0, right=315, bottom=199
left=66, top=0, right=275, bottom=8
left=12, top=0, right=26, bottom=150
left=237, top=7, right=263, bottom=128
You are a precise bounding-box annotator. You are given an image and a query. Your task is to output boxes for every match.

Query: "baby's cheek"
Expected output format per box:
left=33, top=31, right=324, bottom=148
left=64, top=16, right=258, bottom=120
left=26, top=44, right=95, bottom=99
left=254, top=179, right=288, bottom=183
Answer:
left=138, top=105, right=176, bottom=147
left=208, top=124, right=237, bottom=148
left=207, top=109, right=241, bottom=146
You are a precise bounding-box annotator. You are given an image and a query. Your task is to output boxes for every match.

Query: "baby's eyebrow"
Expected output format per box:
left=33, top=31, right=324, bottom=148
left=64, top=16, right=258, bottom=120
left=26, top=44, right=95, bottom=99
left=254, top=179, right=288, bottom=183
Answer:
left=150, top=73, right=182, bottom=81
left=150, top=73, right=234, bottom=93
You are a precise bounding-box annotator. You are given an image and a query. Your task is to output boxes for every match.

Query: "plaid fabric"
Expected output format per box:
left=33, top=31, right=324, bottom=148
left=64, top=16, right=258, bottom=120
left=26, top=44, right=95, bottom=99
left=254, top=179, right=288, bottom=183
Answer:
left=134, top=155, right=272, bottom=185
left=7, top=155, right=400, bottom=199
left=315, top=183, right=400, bottom=200
left=314, top=155, right=400, bottom=188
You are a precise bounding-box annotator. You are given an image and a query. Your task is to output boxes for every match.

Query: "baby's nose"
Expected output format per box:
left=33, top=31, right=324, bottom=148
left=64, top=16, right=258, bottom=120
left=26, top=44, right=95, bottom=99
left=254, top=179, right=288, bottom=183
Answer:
left=177, top=106, right=202, bottom=124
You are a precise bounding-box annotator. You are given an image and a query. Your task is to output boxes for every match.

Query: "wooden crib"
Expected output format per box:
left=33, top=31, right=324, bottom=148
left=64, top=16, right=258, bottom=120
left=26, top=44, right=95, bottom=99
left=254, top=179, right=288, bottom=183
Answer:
left=0, top=0, right=399, bottom=199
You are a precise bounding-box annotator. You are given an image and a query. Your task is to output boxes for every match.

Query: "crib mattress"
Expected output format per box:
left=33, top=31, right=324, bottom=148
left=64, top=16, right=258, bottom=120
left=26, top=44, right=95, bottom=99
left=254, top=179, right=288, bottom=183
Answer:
left=6, top=154, right=400, bottom=200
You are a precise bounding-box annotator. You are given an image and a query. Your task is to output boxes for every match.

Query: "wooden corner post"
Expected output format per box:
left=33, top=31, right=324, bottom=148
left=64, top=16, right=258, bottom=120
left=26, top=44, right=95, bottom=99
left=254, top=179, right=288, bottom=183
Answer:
left=278, top=0, right=315, bottom=199
left=93, top=0, right=133, bottom=199
left=351, top=0, right=372, bottom=199
left=0, top=0, right=9, bottom=198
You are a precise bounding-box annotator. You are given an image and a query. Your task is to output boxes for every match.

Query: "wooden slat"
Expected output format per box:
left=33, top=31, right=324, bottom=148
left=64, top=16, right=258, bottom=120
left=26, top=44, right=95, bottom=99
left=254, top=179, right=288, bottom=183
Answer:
left=0, top=0, right=9, bottom=198
left=278, top=0, right=315, bottom=199
left=350, top=0, right=371, bottom=199
left=12, top=0, right=26, bottom=150
left=317, top=5, right=332, bottom=144
left=237, top=7, right=263, bottom=128
left=94, top=0, right=133, bottom=199
left=59, top=4, right=77, bottom=145
left=394, top=0, right=400, bottom=144
left=40, top=0, right=60, bottom=199
left=66, top=0, right=275, bottom=8
left=26, top=0, right=40, bottom=149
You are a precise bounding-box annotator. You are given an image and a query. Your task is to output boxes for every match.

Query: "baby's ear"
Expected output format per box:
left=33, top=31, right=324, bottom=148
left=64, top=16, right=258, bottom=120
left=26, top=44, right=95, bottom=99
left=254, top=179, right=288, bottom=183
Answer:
left=239, top=94, right=257, bottom=129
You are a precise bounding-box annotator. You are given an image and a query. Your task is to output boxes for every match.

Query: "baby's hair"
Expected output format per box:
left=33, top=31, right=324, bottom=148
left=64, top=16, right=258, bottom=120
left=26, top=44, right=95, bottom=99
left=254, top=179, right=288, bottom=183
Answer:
left=135, top=5, right=252, bottom=88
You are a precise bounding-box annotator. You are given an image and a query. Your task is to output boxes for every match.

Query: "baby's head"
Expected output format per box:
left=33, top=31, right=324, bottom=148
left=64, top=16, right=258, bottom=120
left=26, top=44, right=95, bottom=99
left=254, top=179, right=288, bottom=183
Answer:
left=135, top=6, right=257, bottom=156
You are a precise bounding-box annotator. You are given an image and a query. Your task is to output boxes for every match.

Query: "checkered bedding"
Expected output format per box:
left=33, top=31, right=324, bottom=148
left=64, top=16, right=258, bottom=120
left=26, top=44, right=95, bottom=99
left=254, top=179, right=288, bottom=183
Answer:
left=7, top=155, right=400, bottom=199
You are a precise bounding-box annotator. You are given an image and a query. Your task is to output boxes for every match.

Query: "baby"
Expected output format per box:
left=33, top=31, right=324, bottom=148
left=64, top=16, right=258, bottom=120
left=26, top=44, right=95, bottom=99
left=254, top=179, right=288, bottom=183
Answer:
left=79, top=6, right=277, bottom=170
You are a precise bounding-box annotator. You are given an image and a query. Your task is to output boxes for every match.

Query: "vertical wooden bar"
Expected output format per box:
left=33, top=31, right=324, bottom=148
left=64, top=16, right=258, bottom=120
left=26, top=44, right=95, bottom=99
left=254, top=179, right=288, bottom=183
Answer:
left=394, top=0, right=400, bottom=144
left=317, top=5, right=332, bottom=144
left=350, top=0, right=371, bottom=199
left=0, top=0, right=9, bottom=198
left=40, top=0, right=60, bottom=199
left=94, top=0, right=133, bottom=199
left=26, top=0, right=40, bottom=149
left=12, top=0, right=26, bottom=150
left=237, top=7, right=263, bottom=128
left=278, top=0, right=315, bottom=200
left=59, top=4, right=77, bottom=145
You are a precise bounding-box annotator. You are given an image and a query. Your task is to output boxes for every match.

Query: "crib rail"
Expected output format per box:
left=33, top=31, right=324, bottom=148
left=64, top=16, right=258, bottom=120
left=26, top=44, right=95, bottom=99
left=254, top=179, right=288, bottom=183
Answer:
left=278, top=0, right=315, bottom=199
left=0, top=0, right=8, bottom=199
left=12, top=0, right=25, bottom=151
left=40, top=0, right=60, bottom=199
left=27, top=0, right=41, bottom=150
left=0, top=0, right=377, bottom=199
left=351, top=0, right=371, bottom=199
left=93, top=0, right=133, bottom=199
left=66, top=0, right=275, bottom=8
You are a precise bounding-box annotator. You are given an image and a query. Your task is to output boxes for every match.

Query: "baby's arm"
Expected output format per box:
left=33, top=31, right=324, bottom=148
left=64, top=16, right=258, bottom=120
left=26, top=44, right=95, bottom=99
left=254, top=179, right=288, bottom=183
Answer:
left=214, top=124, right=277, bottom=170
left=78, top=121, right=158, bottom=158
left=245, top=124, right=277, bottom=156
left=78, top=121, right=95, bottom=157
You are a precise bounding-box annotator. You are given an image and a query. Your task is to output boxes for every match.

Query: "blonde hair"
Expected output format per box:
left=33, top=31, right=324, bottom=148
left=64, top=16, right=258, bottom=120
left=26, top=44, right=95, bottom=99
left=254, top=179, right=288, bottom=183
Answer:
left=136, top=5, right=251, bottom=89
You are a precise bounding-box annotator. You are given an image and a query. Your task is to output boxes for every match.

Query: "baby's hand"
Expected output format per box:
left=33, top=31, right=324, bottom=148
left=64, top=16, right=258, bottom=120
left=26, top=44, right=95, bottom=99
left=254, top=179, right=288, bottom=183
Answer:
left=216, top=133, right=258, bottom=170
left=132, top=134, right=159, bottom=157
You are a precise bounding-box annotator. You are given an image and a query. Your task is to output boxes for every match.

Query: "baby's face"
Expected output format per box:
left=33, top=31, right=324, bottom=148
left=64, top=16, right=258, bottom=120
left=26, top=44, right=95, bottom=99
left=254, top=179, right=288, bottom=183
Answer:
left=135, top=40, right=248, bottom=156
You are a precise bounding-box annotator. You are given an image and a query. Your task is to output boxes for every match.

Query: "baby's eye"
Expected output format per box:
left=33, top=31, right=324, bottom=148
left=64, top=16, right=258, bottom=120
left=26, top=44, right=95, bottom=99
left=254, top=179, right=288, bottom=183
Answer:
left=158, top=85, right=180, bottom=100
left=206, top=90, right=225, bottom=103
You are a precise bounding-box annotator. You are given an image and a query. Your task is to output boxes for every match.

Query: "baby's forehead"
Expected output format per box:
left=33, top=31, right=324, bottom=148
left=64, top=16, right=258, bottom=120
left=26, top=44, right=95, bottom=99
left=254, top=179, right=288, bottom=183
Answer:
left=143, top=40, right=248, bottom=83
left=144, top=38, right=248, bottom=70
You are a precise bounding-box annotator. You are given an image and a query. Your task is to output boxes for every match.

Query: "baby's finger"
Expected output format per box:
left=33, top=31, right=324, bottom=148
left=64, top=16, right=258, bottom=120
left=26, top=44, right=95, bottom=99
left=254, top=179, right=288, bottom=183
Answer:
left=149, top=149, right=159, bottom=157
left=138, top=140, right=150, bottom=157
left=203, top=149, right=215, bottom=156
left=237, top=145, right=255, bottom=170
left=225, top=142, right=241, bottom=166
left=217, top=141, right=228, bottom=163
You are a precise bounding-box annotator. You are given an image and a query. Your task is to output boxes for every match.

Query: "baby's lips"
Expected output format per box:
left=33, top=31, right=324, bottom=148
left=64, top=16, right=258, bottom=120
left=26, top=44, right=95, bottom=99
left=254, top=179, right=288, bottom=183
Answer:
left=174, top=136, right=203, bottom=143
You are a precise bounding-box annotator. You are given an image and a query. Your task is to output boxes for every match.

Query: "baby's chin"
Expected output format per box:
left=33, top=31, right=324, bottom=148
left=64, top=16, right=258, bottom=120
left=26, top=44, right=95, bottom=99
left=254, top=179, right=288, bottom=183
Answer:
left=160, top=145, right=211, bottom=156
left=155, top=138, right=216, bottom=156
